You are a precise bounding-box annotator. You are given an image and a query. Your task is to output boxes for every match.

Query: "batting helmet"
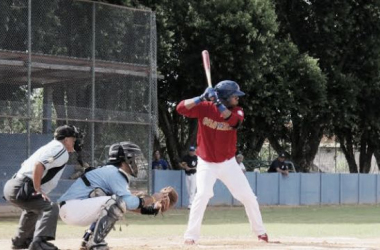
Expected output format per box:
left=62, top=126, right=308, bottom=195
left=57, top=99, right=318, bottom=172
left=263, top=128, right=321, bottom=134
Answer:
left=108, top=141, right=142, bottom=177
left=214, top=80, right=245, bottom=100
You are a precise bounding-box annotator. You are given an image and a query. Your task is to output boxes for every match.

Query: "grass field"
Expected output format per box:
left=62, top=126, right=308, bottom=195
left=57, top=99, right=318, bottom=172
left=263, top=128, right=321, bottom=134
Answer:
left=1, top=205, right=380, bottom=249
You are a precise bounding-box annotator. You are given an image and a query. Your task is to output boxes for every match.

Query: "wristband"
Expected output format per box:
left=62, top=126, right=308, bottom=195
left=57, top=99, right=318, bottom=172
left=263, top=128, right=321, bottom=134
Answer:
left=216, top=103, right=227, bottom=113
left=140, top=204, right=159, bottom=216
left=193, top=97, right=202, bottom=104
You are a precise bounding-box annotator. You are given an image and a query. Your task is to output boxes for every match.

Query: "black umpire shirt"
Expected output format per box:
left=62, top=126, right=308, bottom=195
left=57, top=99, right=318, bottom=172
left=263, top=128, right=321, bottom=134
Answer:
left=268, top=159, right=288, bottom=173
left=182, top=154, right=197, bottom=175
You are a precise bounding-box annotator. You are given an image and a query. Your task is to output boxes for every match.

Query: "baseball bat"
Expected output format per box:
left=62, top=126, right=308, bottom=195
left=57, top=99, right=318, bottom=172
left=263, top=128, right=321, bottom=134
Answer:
left=202, top=50, right=212, bottom=88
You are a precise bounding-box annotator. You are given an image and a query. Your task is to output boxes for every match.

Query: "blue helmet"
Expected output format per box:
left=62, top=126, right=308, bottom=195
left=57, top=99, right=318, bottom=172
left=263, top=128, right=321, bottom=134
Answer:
left=214, top=80, right=245, bottom=100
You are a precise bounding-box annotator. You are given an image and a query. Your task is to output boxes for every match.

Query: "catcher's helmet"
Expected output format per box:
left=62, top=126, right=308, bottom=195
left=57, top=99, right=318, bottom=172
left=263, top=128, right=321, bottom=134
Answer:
left=108, top=141, right=142, bottom=177
left=215, top=80, right=245, bottom=100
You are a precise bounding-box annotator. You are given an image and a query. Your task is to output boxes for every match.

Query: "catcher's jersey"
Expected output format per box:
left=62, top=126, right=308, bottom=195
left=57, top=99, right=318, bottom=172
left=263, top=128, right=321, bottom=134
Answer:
left=176, top=101, right=244, bottom=163
left=58, top=165, right=140, bottom=210
left=17, top=139, right=69, bottom=194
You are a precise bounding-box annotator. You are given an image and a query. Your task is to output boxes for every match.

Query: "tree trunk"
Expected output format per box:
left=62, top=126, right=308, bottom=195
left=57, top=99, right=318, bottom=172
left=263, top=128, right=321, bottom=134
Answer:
left=374, top=149, right=380, bottom=171
left=290, top=121, right=324, bottom=172
left=239, top=132, right=265, bottom=159
left=337, top=132, right=358, bottom=173
left=358, top=131, right=375, bottom=173
left=158, top=102, right=181, bottom=170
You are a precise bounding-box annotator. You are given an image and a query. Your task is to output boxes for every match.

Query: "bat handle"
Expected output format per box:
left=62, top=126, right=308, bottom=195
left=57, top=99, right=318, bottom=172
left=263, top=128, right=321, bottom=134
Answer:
left=206, top=71, right=212, bottom=88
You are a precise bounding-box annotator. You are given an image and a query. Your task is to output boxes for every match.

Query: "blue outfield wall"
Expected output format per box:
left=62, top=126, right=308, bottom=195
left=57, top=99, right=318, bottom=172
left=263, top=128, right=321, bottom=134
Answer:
left=152, top=170, right=380, bottom=207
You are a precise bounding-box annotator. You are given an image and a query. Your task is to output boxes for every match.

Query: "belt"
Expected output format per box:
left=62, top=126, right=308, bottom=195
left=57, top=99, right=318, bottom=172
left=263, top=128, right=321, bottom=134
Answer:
left=13, top=173, right=27, bottom=180
left=59, top=201, right=66, bottom=208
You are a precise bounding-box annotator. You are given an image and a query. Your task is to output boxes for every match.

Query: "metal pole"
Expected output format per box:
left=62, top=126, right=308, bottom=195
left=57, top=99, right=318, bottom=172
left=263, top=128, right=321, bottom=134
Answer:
left=335, top=140, right=337, bottom=173
left=148, top=13, right=157, bottom=195
left=91, top=3, right=96, bottom=167
left=27, top=0, right=32, bottom=157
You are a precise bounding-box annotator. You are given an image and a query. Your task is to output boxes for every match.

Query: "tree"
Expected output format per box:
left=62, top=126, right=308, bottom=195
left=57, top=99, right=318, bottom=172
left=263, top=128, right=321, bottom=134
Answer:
left=134, top=0, right=329, bottom=172
left=134, top=0, right=282, bottom=168
left=275, top=0, right=380, bottom=172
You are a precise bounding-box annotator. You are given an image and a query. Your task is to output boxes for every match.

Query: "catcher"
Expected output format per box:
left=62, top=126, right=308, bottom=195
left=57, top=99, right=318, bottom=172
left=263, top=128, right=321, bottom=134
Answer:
left=58, top=141, right=178, bottom=250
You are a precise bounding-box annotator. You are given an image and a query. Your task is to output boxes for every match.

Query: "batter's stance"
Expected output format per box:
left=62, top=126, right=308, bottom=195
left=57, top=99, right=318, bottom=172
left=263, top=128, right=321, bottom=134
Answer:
left=176, top=80, right=268, bottom=244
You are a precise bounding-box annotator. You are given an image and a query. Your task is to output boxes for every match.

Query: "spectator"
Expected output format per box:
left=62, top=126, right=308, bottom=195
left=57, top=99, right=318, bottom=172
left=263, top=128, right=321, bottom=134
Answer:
left=236, top=154, right=246, bottom=173
left=268, top=152, right=289, bottom=176
left=152, top=150, right=169, bottom=170
left=180, top=146, right=198, bottom=209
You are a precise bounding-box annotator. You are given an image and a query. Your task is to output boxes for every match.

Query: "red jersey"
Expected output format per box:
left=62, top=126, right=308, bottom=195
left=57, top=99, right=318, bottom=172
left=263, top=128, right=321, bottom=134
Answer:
left=176, top=101, right=244, bottom=163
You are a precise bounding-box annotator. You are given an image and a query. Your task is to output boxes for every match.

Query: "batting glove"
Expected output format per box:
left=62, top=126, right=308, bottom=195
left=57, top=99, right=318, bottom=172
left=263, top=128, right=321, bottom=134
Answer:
left=194, top=87, right=217, bottom=104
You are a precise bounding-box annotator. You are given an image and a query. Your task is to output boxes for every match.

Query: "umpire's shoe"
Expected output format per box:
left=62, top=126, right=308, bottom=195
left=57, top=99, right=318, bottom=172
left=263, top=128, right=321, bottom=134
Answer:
left=12, top=237, right=32, bottom=249
left=28, top=237, right=58, bottom=250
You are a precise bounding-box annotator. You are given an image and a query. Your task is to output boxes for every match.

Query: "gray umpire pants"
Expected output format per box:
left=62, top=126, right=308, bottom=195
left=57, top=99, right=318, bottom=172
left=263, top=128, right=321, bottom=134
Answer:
left=3, top=176, right=59, bottom=242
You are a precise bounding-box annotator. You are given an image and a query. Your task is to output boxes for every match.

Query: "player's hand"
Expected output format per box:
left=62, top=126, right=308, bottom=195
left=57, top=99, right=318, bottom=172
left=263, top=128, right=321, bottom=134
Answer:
left=41, top=192, right=51, bottom=201
left=200, top=87, right=217, bottom=101
left=32, top=191, right=50, bottom=201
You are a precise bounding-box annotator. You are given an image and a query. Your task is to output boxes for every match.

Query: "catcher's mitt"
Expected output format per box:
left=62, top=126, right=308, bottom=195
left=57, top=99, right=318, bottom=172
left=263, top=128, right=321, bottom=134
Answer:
left=153, top=186, right=178, bottom=213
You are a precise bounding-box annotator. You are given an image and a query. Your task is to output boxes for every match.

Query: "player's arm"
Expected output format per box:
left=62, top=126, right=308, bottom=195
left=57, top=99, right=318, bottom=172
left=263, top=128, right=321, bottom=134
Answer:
left=179, top=161, right=191, bottom=171
left=177, top=87, right=217, bottom=113
left=275, top=164, right=289, bottom=176
left=32, top=162, right=50, bottom=201
left=214, top=103, right=244, bottom=128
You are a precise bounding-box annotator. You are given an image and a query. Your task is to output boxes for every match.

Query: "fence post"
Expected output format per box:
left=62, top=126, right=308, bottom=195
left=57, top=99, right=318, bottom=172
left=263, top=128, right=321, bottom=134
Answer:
left=339, top=173, right=342, bottom=204
left=358, top=173, right=360, bottom=204
left=27, top=0, right=32, bottom=157
left=90, top=2, right=96, bottom=168
left=319, top=173, right=322, bottom=205
left=278, top=173, right=281, bottom=205
left=377, top=174, right=379, bottom=204
left=299, top=173, right=302, bottom=205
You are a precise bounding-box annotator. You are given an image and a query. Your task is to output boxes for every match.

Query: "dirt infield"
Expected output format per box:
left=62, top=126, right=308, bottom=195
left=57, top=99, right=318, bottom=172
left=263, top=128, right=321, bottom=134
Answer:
left=1, top=236, right=379, bottom=250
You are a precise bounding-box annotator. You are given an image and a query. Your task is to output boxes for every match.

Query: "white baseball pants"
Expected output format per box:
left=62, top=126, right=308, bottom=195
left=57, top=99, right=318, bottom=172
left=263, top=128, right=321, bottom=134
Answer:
left=184, top=157, right=266, bottom=241
left=59, top=196, right=110, bottom=227
left=185, top=173, right=197, bottom=208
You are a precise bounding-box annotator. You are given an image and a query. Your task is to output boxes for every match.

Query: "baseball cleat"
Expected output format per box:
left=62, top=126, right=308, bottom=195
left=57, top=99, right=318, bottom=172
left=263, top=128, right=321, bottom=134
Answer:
left=11, top=237, right=32, bottom=249
left=184, top=239, right=196, bottom=245
left=258, top=233, right=268, bottom=242
left=28, top=237, right=58, bottom=250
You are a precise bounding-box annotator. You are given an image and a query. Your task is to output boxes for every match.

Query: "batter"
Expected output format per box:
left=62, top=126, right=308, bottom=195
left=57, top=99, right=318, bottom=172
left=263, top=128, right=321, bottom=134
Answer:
left=176, top=80, right=268, bottom=244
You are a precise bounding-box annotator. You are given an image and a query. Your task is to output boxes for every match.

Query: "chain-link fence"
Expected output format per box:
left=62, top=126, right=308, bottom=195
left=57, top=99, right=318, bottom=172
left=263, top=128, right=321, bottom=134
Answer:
left=0, top=0, right=157, bottom=194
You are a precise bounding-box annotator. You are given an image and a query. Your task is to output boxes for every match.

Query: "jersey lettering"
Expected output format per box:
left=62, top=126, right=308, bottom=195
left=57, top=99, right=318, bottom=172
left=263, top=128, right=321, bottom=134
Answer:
left=202, top=117, right=232, bottom=131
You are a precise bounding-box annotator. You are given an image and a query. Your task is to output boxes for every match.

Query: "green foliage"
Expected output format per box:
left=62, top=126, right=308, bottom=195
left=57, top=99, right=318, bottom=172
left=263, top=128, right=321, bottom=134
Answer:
left=275, top=0, right=380, bottom=172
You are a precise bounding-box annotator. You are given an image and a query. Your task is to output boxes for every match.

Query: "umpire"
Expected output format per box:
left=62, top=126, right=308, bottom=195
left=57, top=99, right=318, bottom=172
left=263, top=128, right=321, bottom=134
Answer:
left=3, top=125, right=82, bottom=250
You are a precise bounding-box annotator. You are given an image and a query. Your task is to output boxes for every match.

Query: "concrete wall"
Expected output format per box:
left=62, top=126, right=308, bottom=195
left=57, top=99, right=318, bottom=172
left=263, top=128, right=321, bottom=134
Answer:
left=1, top=133, right=379, bottom=208
left=152, top=170, right=380, bottom=207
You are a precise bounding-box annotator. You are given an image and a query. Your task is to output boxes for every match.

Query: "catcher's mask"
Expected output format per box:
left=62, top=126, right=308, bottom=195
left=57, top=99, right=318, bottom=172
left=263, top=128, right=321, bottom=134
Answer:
left=108, top=141, right=142, bottom=177
left=54, top=125, right=84, bottom=152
